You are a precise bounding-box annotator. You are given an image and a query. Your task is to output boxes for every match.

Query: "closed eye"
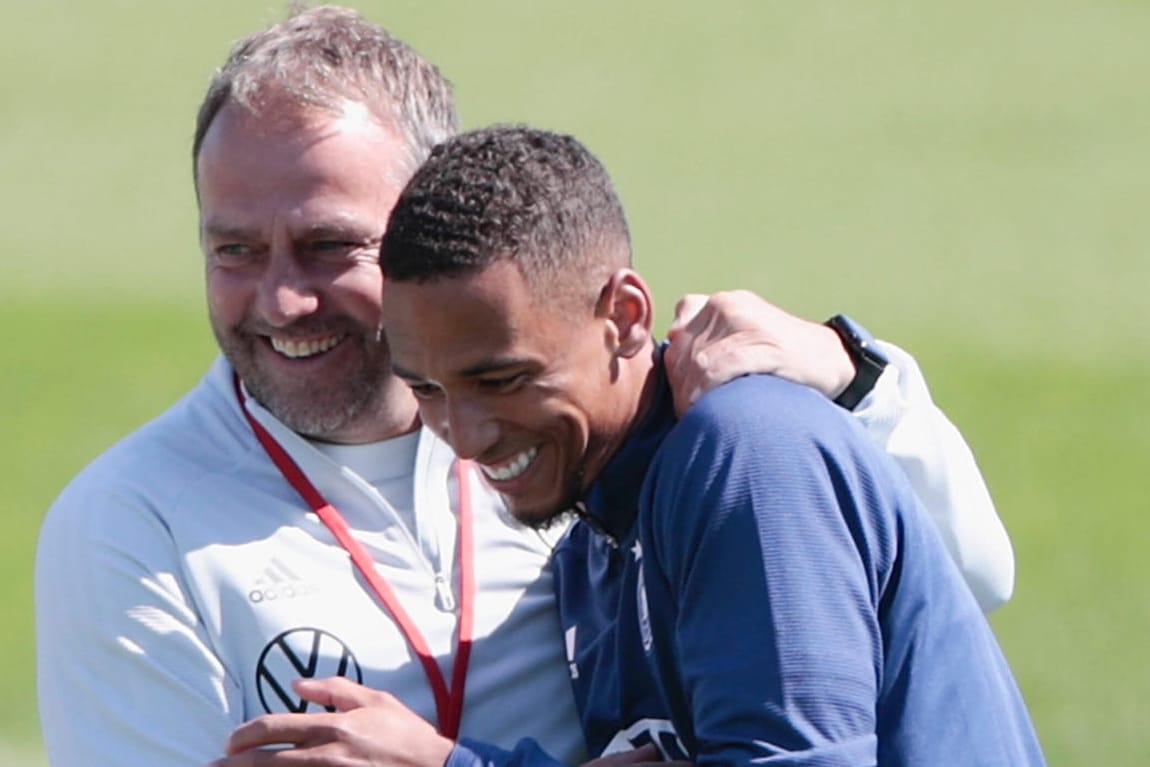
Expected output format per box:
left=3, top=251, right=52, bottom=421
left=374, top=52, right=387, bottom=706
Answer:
left=306, top=238, right=380, bottom=264
left=310, top=240, right=358, bottom=253
left=477, top=372, right=528, bottom=394
left=407, top=381, right=442, bottom=401
left=212, top=243, right=261, bottom=268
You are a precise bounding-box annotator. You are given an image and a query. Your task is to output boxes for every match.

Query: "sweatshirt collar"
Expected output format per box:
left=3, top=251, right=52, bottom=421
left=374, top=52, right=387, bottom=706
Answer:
left=580, top=353, right=676, bottom=543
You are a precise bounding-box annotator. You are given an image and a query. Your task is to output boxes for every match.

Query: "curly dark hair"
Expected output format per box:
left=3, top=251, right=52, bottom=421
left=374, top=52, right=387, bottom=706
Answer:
left=381, top=125, right=632, bottom=311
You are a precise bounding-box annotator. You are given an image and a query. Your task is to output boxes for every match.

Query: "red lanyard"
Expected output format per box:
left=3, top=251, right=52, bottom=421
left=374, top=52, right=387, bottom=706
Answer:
left=234, top=376, right=475, bottom=739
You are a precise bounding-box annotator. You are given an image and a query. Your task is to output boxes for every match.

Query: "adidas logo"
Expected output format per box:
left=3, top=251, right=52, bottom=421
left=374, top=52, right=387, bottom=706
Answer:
left=249, top=558, right=321, bottom=603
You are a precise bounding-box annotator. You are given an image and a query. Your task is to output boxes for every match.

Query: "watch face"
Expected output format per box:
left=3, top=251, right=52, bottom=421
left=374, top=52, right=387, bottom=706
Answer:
left=833, top=314, right=875, bottom=348
left=826, top=314, right=889, bottom=410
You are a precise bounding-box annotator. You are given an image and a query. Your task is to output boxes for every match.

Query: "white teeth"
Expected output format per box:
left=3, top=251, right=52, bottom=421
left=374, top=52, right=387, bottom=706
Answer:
left=270, top=335, right=341, bottom=359
left=481, top=447, right=538, bottom=481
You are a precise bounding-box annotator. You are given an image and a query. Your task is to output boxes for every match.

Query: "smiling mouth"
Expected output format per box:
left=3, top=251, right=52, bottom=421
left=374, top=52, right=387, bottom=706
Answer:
left=480, top=446, right=539, bottom=481
left=268, top=335, right=344, bottom=359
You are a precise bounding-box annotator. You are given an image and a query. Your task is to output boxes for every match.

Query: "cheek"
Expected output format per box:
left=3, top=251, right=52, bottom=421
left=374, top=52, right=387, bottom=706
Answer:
left=204, top=270, right=250, bottom=326
left=333, top=266, right=385, bottom=322
left=417, top=399, right=449, bottom=440
left=554, top=376, right=620, bottom=461
left=550, top=401, right=594, bottom=452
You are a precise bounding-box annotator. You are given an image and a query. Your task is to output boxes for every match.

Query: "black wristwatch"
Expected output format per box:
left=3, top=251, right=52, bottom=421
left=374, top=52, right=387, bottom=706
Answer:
left=824, top=314, right=890, bottom=411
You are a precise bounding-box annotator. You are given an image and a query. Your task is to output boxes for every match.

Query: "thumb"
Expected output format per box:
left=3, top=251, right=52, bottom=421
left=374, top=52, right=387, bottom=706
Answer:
left=292, top=676, right=376, bottom=712
left=668, top=293, right=708, bottom=335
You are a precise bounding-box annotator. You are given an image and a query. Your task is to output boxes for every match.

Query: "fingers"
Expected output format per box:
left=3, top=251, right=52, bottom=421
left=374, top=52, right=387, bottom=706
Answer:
left=668, top=334, right=784, bottom=417
left=665, top=295, right=715, bottom=416
left=216, top=683, right=448, bottom=767
left=208, top=748, right=296, bottom=767
left=210, top=742, right=339, bottom=767
left=663, top=345, right=706, bottom=418
left=292, top=676, right=378, bottom=712
left=668, top=293, right=708, bottom=335
left=225, top=713, right=335, bottom=756
left=222, top=679, right=375, bottom=758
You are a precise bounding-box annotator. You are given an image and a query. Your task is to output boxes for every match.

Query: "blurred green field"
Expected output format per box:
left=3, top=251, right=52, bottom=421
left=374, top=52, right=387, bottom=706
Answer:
left=4, top=1, right=1148, bottom=765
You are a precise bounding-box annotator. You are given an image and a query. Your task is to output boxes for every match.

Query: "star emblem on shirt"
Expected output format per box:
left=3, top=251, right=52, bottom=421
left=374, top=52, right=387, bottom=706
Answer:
left=631, top=540, right=643, bottom=562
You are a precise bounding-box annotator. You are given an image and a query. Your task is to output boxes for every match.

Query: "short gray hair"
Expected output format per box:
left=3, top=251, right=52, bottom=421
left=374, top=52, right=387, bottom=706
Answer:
left=192, top=4, right=457, bottom=179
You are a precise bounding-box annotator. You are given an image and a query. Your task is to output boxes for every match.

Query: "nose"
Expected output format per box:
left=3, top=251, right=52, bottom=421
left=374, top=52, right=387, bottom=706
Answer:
left=442, top=397, right=499, bottom=461
left=256, top=250, right=319, bottom=327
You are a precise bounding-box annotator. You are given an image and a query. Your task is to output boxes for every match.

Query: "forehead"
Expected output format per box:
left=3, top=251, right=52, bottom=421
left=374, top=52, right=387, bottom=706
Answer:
left=196, top=100, right=409, bottom=232
left=383, top=262, right=566, bottom=377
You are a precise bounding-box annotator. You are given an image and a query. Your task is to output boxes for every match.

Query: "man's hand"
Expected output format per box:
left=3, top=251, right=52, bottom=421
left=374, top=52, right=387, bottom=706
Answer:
left=208, top=677, right=454, bottom=767
left=664, top=290, right=856, bottom=417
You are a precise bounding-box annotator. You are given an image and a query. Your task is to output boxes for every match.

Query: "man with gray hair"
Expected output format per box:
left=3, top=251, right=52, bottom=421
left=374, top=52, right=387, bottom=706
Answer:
left=36, top=6, right=1013, bottom=766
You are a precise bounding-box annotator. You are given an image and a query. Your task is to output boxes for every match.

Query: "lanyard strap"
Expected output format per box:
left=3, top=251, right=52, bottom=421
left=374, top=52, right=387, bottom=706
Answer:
left=234, top=376, right=474, bottom=739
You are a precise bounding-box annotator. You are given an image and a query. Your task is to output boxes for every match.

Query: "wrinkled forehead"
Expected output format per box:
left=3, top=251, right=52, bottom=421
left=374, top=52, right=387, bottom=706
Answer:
left=195, top=100, right=412, bottom=245
left=200, top=96, right=344, bottom=149
left=199, top=99, right=409, bottom=192
left=196, top=96, right=412, bottom=186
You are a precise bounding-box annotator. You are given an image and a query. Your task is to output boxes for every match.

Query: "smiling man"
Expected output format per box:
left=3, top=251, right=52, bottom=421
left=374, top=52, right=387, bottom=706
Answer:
left=199, top=99, right=418, bottom=443
left=37, top=7, right=1014, bottom=767
left=377, top=125, right=1046, bottom=766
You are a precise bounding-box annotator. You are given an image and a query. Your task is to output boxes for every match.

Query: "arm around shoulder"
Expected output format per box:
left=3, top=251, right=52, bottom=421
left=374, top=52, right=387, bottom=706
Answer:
left=661, top=291, right=1014, bottom=610
left=36, top=477, right=242, bottom=766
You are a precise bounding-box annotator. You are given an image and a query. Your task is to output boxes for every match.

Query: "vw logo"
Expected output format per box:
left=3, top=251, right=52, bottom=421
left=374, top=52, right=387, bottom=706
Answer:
left=256, top=628, right=363, bottom=713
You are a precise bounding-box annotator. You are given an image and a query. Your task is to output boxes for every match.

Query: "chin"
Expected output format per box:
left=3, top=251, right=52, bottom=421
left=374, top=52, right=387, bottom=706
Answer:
left=504, top=498, right=568, bottom=531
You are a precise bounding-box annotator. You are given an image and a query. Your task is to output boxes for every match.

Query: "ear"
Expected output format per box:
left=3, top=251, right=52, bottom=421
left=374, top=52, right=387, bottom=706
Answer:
left=597, top=268, right=654, bottom=359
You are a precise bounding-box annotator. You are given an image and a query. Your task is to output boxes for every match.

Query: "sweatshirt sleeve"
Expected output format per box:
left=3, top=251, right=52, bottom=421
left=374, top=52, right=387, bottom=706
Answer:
left=850, top=339, right=1014, bottom=611
left=642, top=380, right=892, bottom=765
left=451, top=737, right=571, bottom=767
left=35, top=476, right=243, bottom=767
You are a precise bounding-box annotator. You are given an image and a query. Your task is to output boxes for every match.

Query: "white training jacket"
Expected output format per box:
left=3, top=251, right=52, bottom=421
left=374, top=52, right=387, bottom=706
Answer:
left=35, top=347, right=1012, bottom=767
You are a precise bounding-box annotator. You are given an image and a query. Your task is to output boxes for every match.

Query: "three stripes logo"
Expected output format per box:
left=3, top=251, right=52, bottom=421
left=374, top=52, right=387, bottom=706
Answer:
left=256, top=628, right=363, bottom=713
left=249, top=557, right=320, bottom=603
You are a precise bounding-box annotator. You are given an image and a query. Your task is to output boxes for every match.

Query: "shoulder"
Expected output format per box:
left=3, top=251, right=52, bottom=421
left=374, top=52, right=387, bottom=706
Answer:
left=640, top=377, right=838, bottom=532
left=642, top=375, right=915, bottom=556
left=40, top=364, right=254, bottom=551
left=664, top=374, right=859, bottom=470
left=686, top=374, right=844, bottom=432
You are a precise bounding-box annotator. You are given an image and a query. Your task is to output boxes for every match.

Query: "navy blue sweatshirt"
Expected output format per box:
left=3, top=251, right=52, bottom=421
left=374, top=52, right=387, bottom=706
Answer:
left=453, top=369, right=1044, bottom=767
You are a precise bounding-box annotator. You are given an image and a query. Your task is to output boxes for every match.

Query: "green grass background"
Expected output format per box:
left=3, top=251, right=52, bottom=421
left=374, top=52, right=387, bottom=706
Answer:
left=4, top=1, right=1148, bottom=764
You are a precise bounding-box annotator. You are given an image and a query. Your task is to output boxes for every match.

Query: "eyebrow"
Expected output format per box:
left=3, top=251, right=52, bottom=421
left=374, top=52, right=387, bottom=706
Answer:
left=299, top=223, right=382, bottom=242
left=200, top=218, right=381, bottom=243
left=391, top=362, right=426, bottom=381
left=459, top=357, right=533, bottom=377
left=200, top=220, right=257, bottom=242
left=392, top=356, right=534, bottom=382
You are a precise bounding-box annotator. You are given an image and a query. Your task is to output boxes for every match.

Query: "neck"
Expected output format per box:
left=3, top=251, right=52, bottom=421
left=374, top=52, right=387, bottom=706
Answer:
left=582, top=341, right=660, bottom=488
left=625, top=343, right=663, bottom=439
left=306, top=377, right=422, bottom=446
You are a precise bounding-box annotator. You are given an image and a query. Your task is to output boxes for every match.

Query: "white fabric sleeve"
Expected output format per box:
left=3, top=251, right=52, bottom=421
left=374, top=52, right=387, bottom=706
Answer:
left=850, top=340, right=1015, bottom=612
left=35, top=484, right=242, bottom=767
